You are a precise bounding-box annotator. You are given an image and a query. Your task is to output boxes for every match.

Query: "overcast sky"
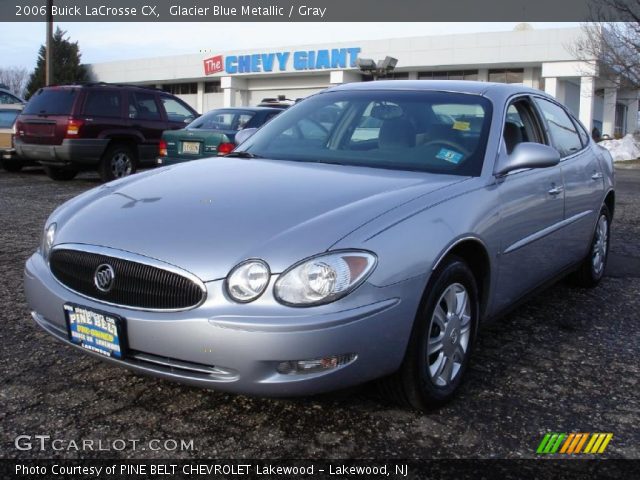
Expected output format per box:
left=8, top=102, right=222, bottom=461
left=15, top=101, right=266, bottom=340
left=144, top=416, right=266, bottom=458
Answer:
left=1, top=22, right=579, bottom=70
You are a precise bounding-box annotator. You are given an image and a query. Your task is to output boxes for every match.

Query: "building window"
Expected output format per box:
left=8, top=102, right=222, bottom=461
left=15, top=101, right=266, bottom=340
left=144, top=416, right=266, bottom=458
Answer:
left=418, top=70, right=478, bottom=81
left=489, top=69, right=524, bottom=84
left=204, top=82, right=221, bottom=93
left=161, top=83, right=197, bottom=95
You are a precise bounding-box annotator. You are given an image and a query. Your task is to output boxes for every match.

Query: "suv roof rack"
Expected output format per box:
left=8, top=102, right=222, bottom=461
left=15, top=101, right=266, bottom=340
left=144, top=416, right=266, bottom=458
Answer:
left=80, top=82, right=162, bottom=91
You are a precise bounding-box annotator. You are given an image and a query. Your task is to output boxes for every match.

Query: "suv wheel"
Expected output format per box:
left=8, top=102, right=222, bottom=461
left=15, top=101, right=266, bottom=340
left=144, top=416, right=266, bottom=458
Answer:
left=378, top=256, right=479, bottom=410
left=1, top=159, right=22, bottom=172
left=100, top=144, right=137, bottom=182
left=43, top=165, right=78, bottom=181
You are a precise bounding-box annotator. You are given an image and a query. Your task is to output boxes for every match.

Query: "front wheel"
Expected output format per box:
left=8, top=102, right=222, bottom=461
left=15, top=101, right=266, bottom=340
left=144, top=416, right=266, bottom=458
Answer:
left=378, top=257, right=479, bottom=410
left=99, top=144, right=137, bottom=183
left=571, top=205, right=611, bottom=288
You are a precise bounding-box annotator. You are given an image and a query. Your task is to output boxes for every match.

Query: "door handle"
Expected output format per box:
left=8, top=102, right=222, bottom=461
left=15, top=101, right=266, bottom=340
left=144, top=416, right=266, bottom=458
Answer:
left=591, top=172, right=604, bottom=180
left=548, top=186, right=564, bottom=196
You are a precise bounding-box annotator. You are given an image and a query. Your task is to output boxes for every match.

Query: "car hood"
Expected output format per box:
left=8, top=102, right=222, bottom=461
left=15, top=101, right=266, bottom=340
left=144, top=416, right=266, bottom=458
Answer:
left=53, top=158, right=465, bottom=281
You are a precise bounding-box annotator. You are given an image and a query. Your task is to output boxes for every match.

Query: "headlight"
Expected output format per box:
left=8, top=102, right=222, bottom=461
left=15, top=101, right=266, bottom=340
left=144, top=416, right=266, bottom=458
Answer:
left=275, top=251, right=377, bottom=307
left=226, top=259, right=270, bottom=303
left=42, top=222, right=57, bottom=260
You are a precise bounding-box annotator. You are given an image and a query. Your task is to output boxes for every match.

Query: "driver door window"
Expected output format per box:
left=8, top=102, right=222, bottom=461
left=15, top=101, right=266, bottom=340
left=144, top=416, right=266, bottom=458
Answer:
left=161, top=97, right=195, bottom=124
left=503, top=99, right=544, bottom=154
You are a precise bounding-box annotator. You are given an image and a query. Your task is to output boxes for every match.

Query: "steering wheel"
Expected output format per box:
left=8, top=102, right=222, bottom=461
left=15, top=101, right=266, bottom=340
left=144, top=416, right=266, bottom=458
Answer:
left=422, top=140, right=471, bottom=158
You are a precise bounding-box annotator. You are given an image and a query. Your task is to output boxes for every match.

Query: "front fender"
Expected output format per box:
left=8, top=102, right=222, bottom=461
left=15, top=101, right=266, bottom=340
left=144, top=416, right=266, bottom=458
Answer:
left=331, top=180, right=499, bottom=293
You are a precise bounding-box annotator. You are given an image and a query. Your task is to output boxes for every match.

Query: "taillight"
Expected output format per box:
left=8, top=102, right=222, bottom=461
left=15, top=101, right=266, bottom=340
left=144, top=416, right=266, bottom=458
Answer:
left=217, top=142, right=235, bottom=155
left=65, top=119, right=84, bottom=138
left=159, top=139, right=167, bottom=157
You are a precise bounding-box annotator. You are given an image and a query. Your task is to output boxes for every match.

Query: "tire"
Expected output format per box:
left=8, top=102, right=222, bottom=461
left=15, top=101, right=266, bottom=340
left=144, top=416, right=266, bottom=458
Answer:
left=43, top=165, right=78, bottom=181
left=378, top=256, right=479, bottom=411
left=571, top=205, right=611, bottom=288
left=1, top=160, right=22, bottom=172
left=99, top=143, right=137, bottom=183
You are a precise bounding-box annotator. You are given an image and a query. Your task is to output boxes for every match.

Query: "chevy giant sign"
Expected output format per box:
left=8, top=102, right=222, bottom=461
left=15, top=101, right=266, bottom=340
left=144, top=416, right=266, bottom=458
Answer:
left=204, top=48, right=361, bottom=75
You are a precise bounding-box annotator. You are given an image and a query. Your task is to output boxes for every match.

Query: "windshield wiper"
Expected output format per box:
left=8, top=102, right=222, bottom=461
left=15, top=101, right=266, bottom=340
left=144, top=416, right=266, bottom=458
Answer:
left=225, top=151, right=262, bottom=159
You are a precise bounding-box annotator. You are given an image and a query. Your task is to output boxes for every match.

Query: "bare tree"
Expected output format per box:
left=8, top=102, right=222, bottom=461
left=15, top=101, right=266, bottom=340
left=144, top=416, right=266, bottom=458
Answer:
left=573, top=1, right=640, bottom=88
left=0, top=67, right=31, bottom=98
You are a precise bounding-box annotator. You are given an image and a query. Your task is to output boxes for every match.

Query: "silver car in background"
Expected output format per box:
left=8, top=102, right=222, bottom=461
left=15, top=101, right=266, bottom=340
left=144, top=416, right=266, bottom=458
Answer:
left=24, top=81, right=615, bottom=410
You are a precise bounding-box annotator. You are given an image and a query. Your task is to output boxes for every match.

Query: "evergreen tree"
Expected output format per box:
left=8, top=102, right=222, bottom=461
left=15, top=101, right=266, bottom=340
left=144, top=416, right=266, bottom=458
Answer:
left=25, top=27, right=89, bottom=99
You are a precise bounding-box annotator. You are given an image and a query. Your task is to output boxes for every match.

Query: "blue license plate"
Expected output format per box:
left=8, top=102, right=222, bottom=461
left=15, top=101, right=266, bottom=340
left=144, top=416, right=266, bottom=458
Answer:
left=64, top=304, right=125, bottom=359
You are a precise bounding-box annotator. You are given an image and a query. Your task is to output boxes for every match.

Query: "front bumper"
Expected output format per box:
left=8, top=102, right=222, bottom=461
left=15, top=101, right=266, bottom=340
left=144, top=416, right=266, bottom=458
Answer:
left=24, top=253, right=423, bottom=396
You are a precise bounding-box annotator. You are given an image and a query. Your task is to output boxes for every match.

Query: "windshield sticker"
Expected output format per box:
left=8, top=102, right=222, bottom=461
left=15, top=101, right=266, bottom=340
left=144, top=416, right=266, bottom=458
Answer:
left=452, top=120, right=471, bottom=131
left=436, top=148, right=464, bottom=164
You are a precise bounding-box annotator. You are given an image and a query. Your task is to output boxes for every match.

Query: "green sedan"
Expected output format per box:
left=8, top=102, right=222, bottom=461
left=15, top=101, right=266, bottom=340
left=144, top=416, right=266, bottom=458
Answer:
left=158, top=107, right=283, bottom=165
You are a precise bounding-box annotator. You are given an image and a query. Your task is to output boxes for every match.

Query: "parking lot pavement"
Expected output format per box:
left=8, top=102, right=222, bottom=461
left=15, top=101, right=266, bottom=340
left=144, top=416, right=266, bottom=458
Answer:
left=1, top=167, right=638, bottom=460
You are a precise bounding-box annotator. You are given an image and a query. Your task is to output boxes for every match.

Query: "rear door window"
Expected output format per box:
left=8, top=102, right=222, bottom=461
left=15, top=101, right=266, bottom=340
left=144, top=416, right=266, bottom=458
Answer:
left=23, top=89, right=77, bottom=115
left=83, top=90, right=121, bottom=118
left=534, top=97, right=583, bottom=157
left=574, top=117, right=590, bottom=146
left=128, top=92, right=162, bottom=120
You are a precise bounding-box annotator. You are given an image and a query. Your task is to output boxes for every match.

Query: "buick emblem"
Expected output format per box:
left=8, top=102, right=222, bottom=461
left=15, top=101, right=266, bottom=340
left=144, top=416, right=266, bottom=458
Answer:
left=94, top=264, right=115, bottom=292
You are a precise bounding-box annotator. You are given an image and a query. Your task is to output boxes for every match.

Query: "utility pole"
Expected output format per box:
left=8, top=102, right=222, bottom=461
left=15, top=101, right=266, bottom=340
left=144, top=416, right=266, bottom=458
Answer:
left=45, top=0, right=53, bottom=85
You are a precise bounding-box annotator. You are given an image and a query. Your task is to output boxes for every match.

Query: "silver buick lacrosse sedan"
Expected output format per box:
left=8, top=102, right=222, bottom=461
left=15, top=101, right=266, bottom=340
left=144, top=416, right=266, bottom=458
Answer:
left=24, top=81, right=615, bottom=409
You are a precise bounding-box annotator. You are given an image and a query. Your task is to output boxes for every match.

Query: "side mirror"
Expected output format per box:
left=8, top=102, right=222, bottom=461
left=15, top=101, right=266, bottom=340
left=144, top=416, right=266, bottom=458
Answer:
left=495, top=142, right=560, bottom=176
left=234, top=127, right=258, bottom=146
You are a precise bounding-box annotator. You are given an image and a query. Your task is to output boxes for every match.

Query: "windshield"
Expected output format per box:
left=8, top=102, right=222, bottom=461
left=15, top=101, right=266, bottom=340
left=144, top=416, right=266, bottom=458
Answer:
left=236, top=90, right=492, bottom=176
left=187, top=109, right=255, bottom=131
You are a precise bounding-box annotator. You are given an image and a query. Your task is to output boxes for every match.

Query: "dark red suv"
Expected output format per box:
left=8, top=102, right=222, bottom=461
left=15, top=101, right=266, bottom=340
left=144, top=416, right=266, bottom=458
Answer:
left=15, top=83, right=198, bottom=182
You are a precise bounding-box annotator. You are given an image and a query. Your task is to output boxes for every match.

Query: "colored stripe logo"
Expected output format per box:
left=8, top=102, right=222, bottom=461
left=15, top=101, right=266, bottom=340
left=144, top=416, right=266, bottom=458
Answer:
left=537, top=433, right=613, bottom=454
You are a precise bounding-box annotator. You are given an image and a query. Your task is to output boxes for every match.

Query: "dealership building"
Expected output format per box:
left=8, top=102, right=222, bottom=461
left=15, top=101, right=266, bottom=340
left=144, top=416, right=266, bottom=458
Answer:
left=87, top=25, right=639, bottom=136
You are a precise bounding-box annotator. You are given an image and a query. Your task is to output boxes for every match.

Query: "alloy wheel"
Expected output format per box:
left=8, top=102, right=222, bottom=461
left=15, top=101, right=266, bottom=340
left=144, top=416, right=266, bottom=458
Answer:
left=426, top=283, right=472, bottom=387
left=592, top=214, right=608, bottom=276
left=110, top=152, right=133, bottom=178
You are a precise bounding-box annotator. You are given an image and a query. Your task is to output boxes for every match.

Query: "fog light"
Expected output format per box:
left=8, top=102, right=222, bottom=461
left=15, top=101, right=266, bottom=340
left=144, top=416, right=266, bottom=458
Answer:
left=277, top=354, right=357, bottom=375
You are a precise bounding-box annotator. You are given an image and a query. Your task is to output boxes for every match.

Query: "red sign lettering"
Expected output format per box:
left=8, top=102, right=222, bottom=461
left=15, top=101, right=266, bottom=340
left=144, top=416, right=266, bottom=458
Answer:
left=204, top=55, right=224, bottom=75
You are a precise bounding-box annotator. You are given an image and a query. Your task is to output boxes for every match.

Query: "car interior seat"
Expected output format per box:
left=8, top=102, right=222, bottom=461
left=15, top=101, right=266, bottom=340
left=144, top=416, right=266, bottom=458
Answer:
left=503, top=121, right=524, bottom=154
left=378, top=117, right=416, bottom=149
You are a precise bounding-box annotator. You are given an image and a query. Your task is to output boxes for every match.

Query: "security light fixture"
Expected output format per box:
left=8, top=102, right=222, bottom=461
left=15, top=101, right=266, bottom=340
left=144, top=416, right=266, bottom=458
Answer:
left=356, top=56, right=399, bottom=80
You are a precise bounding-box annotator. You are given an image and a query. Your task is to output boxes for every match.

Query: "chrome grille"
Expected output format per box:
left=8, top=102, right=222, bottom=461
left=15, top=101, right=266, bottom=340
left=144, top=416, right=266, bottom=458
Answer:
left=49, top=248, right=205, bottom=310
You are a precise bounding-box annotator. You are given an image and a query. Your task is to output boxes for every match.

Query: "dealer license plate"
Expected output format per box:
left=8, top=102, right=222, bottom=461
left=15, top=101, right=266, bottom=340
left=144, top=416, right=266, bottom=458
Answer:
left=182, top=141, right=201, bottom=154
left=64, top=304, right=125, bottom=359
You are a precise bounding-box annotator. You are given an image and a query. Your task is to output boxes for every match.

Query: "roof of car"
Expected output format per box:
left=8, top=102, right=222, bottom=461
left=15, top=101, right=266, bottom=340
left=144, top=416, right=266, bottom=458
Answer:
left=0, top=103, right=24, bottom=111
left=38, top=83, right=161, bottom=92
left=325, top=80, right=542, bottom=97
left=207, top=106, right=283, bottom=113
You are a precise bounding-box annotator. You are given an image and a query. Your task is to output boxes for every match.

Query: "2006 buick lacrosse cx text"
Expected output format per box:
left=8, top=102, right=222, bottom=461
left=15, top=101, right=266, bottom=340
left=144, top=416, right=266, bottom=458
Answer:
left=24, top=81, right=615, bottom=410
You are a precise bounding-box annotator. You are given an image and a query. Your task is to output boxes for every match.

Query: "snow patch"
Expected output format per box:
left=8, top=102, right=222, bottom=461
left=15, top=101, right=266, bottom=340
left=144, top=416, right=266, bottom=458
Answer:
left=599, top=133, right=640, bottom=162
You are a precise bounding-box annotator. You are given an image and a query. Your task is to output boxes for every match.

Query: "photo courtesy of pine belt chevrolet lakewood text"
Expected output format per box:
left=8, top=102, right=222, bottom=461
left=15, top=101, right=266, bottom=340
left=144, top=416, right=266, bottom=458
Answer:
left=24, top=81, right=615, bottom=410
